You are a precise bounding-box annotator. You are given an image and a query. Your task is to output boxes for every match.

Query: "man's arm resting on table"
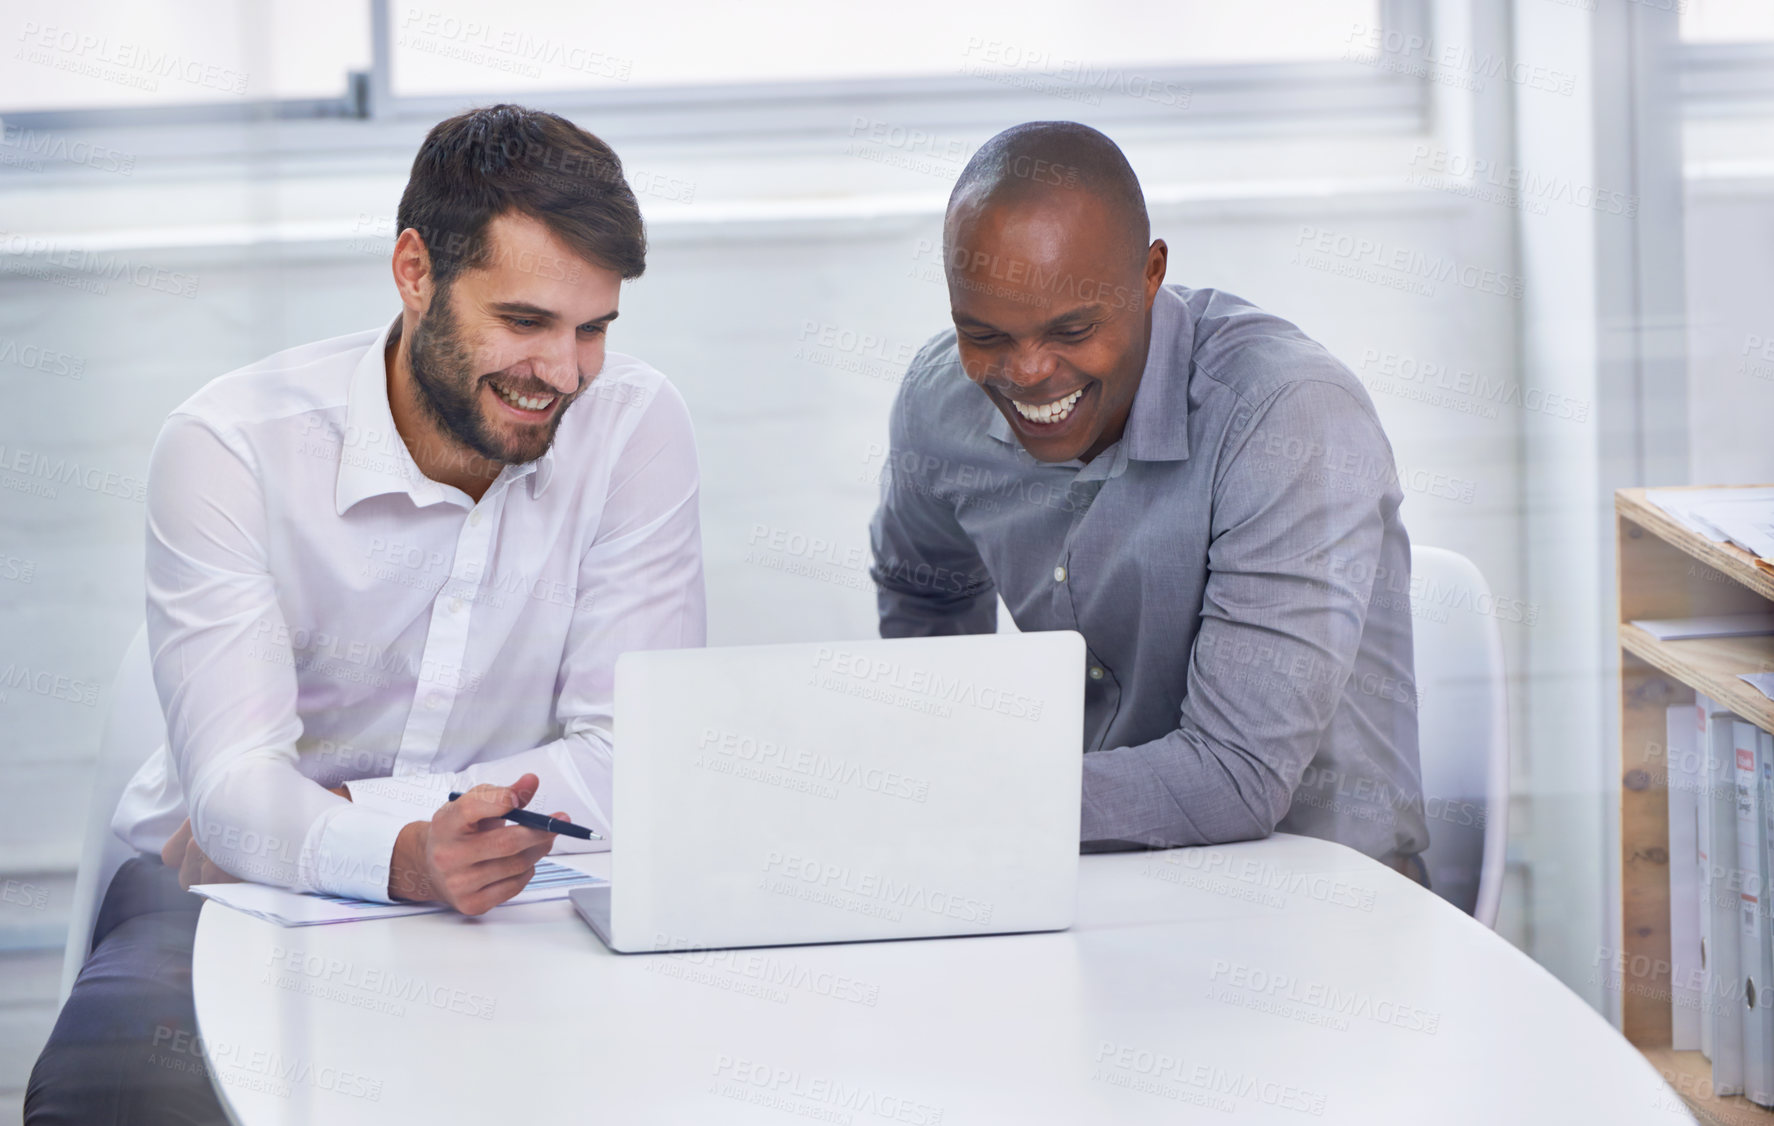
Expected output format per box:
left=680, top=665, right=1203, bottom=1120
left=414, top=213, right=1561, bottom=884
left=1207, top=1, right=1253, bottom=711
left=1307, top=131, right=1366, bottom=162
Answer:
left=1080, top=380, right=1395, bottom=848
left=161, top=782, right=352, bottom=889
left=169, top=776, right=567, bottom=916
left=1080, top=729, right=1293, bottom=849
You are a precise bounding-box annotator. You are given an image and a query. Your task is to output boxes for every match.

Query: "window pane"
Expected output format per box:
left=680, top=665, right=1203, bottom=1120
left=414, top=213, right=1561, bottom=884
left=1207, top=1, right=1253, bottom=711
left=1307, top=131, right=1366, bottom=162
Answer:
left=390, top=0, right=1380, bottom=97
left=1681, top=0, right=1774, bottom=43
left=1, top=0, right=369, bottom=112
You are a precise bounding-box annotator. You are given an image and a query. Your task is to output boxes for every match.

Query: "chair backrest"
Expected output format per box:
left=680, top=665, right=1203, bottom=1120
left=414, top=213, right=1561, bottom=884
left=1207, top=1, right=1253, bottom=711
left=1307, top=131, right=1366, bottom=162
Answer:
left=1409, top=545, right=1510, bottom=928
left=59, top=624, right=164, bottom=1001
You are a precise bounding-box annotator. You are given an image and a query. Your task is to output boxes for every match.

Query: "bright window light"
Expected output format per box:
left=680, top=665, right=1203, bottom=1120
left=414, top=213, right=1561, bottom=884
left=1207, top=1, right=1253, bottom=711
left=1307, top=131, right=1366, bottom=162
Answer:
left=0, top=0, right=370, bottom=112
left=1681, top=0, right=1774, bottom=43
left=387, top=0, right=1381, bottom=96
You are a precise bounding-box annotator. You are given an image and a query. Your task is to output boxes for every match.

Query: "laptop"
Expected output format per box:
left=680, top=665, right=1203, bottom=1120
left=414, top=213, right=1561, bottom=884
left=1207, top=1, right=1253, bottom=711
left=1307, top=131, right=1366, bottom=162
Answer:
left=571, top=630, right=1084, bottom=952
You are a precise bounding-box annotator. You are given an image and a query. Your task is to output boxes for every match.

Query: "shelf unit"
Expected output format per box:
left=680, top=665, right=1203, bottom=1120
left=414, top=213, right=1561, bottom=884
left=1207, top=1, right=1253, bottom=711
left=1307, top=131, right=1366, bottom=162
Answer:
left=1618, top=486, right=1774, bottom=1126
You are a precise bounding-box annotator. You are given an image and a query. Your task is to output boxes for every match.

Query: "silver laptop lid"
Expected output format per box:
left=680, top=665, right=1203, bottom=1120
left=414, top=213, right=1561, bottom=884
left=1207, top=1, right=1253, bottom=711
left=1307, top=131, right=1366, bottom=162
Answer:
left=609, top=631, right=1085, bottom=951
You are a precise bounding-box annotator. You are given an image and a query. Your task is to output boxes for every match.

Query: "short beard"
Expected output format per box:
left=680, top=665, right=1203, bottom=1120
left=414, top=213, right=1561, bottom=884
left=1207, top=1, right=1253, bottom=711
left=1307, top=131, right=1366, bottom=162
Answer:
left=405, top=285, right=570, bottom=468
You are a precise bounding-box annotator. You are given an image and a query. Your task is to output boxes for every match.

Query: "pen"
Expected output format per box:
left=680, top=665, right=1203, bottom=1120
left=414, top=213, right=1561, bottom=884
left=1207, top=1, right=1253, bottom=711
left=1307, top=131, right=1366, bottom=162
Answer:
left=447, top=791, right=603, bottom=840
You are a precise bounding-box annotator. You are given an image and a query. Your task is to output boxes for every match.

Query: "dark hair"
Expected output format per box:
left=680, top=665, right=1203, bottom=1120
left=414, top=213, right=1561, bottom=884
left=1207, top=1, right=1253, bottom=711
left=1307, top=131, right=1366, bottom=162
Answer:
left=396, top=104, right=646, bottom=289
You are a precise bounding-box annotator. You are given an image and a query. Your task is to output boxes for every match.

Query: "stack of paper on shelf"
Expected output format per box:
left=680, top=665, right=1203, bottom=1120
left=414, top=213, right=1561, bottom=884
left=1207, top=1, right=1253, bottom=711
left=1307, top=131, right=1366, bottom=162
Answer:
left=1647, top=489, right=1774, bottom=576
left=1744, top=673, right=1774, bottom=706
left=1631, top=614, right=1774, bottom=641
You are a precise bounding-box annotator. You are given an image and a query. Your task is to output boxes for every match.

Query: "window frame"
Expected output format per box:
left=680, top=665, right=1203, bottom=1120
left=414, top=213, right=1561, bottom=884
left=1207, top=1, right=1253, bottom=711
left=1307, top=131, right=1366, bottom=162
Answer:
left=0, top=0, right=1434, bottom=163
left=1680, top=40, right=1774, bottom=114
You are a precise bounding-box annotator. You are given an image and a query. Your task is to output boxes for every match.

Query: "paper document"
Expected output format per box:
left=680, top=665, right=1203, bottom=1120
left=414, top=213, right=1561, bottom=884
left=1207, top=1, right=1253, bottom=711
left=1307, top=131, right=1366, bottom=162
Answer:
left=191, top=859, right=605, bottom=927
left=1695, top=500, right=1774, bottom=562
left=1744, top=674, right=1774, bottom=705
left=1630, top=614, right=1774, bottom=641
left=1646, top=488, right=1774, bottom=556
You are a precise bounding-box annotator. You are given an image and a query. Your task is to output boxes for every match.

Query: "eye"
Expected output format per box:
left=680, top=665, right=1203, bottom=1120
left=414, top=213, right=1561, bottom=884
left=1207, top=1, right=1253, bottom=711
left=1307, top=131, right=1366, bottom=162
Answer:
left=580, top=324, right=608, bottom=336
left=506, top=317, right=540, bottom=329
left=1054, top=325, right=1095, bottom=341
left=960, top=331, right=1003, bottom=346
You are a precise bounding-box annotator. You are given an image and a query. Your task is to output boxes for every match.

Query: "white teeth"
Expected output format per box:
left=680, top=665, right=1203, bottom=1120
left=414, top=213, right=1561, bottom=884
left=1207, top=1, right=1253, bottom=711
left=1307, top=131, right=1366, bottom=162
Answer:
left=493, top=384, right=556, bottom=412
left=1012, top=388, right=1084, bottom=424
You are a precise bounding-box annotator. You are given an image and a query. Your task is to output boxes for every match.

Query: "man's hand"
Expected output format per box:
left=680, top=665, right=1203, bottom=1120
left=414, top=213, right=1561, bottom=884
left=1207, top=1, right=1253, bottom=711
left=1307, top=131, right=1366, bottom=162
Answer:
left=387, top=773, right=567, bottom=916
left=160, top=819, right=240, bottom=891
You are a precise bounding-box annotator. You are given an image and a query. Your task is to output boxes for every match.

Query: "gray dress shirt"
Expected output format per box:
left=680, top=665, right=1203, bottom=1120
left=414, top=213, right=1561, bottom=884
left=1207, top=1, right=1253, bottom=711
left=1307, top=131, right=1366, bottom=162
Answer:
left=869, top=284, right=1428, bottom=866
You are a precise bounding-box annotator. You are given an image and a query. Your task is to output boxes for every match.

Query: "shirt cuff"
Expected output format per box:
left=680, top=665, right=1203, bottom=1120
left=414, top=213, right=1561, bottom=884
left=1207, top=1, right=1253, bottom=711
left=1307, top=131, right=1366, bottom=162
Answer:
left=343, top=774, right=456, bottom=822
left=308, top=801, right=414, bottom=902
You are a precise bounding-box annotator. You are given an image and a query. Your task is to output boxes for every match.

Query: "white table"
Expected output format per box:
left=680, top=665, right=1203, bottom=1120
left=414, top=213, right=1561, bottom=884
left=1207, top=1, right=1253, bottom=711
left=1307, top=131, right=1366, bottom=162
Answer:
left=192, top=833, right=1694, bottom=1124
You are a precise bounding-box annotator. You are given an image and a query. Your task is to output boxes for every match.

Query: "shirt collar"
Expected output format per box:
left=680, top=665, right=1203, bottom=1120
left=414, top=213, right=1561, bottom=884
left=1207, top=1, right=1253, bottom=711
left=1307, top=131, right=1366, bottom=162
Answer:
left=984, top=284, right=1193, bottom=463
left=1120, top=284, right=1192, bottom=462
left=334, top=315, right=556, bottom=515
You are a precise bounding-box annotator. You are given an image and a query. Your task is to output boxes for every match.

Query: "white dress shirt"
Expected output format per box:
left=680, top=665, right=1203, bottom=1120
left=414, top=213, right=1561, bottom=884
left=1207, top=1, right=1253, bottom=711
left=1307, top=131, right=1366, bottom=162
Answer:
left=113, top=315, right=706, bottom=901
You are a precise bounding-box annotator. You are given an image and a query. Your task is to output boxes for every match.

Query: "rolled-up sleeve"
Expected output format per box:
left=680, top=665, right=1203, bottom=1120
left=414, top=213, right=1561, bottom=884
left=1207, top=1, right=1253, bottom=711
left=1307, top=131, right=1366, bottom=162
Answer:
left=1079, top=380, right=1393, bottom=847
left=146, top=414, right=409, bottom=899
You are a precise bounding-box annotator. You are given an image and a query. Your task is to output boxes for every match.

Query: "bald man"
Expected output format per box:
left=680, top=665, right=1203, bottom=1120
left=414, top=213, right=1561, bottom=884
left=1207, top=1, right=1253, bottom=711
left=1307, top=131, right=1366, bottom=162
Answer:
left=869, top=121, right=1429, bottom=879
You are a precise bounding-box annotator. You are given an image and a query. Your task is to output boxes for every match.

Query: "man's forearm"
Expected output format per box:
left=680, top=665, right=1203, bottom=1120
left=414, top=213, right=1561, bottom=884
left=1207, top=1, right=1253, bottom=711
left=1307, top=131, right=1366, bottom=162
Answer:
left=875, top=581, right=997, bottom=637
left=1080, top=729, right=1286, bottom=848
left=343, top=733, right=611, bottom=849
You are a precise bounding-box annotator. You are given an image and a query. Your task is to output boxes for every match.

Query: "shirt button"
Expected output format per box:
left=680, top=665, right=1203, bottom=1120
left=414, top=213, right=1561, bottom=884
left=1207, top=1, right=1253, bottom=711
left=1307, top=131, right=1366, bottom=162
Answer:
left=449, top=597, right=464, bottom=613
left=1053, top=566, right=1067, bottom=583
left=469, top=510, right=482, bottom=527
left=1089, top=666, right=1105, bottom=681
left=427, top=692, right=446, bottom=710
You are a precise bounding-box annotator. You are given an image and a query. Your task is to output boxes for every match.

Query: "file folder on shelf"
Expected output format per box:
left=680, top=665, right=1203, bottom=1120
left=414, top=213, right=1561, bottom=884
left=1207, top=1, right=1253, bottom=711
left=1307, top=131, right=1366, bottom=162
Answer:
left=1761, top=727, right=1774, bottom=1105
left=1669, top=704, right=1703, bottom=1051
left=1705, top=696, right=1745, bottom=1095
left=1699, top=697, right=1718, bottom=1060
left=1738, top=719, right=1774, bottom=1106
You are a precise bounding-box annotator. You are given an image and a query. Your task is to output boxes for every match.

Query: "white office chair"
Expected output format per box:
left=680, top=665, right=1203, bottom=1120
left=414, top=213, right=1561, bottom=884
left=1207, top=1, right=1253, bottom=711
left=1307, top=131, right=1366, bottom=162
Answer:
left=59, top=624, right=169, bottom=1001
left=1409, top=545, right=1511, bottom=929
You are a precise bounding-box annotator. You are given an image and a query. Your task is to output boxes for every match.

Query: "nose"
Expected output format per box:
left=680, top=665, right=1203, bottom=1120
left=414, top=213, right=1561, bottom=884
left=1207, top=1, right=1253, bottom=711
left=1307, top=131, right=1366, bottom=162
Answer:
left=990, top=342, right=1057, bottom=394
left=521, top=330, right=582, bottom=396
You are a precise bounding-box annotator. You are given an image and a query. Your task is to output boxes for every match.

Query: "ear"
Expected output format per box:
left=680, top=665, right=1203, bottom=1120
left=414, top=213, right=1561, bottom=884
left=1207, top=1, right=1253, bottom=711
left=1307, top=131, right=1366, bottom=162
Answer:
left=1143, top=239, right=1169, bottom=308
left=391, top=227, right=436, bottom=317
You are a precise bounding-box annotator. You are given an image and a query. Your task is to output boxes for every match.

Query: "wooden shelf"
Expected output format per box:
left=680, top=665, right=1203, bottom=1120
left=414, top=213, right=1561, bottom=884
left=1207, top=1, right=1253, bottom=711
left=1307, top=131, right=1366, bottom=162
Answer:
left=1618, top=485, right=1774, bottom=1118
left=1617, top=488, right=1774, bottom=605
left=1619, top=624, right=1774, bottom=737
left=1642, top=1048, right=1774, bottom=1126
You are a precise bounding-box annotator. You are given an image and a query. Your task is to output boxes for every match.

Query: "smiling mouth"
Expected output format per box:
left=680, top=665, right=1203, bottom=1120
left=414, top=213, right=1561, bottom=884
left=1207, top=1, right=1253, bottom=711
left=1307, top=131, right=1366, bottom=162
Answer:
left=488, top=380, right=559, bottom=414
left=1009, top=387, right=1085, bottom=426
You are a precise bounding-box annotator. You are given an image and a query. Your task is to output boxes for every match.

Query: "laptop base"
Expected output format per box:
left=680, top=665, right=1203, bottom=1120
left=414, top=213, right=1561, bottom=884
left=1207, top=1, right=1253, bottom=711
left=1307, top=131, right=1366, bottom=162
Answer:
left=569, top=885, right=619, bottom=950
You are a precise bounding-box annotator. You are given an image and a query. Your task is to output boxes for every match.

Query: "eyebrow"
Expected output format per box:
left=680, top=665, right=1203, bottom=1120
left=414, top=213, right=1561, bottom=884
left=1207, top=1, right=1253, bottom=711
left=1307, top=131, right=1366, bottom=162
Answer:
left=954, top=303, right=1109, bottom=334
left=488, top=301, right=619, bottom=326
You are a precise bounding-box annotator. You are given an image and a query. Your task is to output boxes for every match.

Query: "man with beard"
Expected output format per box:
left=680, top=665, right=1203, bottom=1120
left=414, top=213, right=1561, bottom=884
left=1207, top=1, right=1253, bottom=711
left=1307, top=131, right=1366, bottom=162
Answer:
left=870, top=121, right=1428, bottom=876
left=27, top=105, right=704, bottom=1124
